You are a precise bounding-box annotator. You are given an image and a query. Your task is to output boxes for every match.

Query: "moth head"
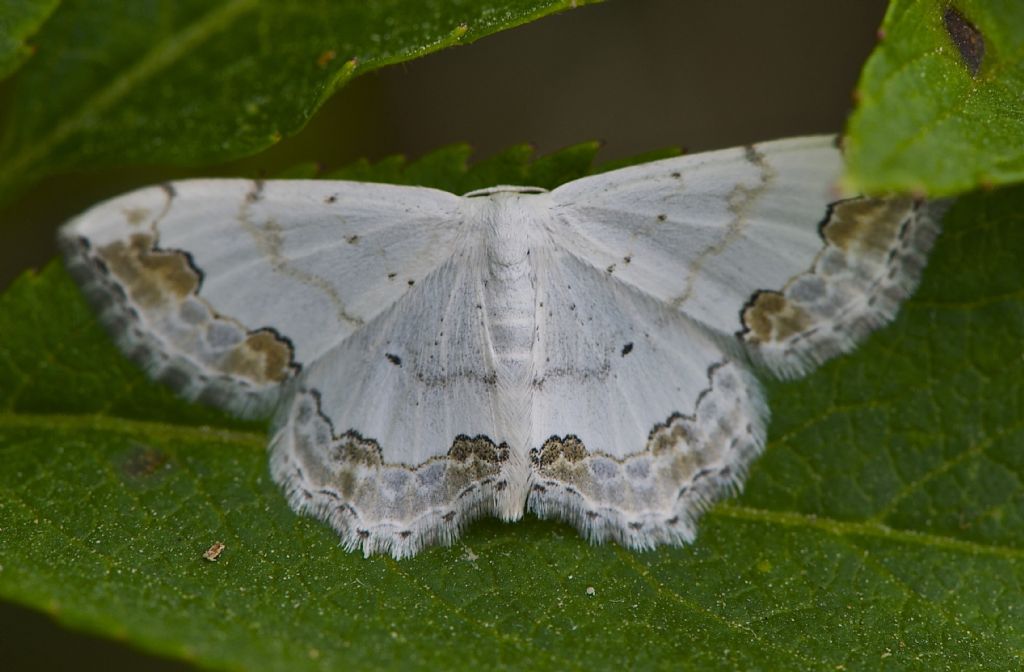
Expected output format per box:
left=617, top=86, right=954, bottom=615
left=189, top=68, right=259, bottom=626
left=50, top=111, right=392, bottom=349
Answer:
left=462, top=185, right=548, bottom=198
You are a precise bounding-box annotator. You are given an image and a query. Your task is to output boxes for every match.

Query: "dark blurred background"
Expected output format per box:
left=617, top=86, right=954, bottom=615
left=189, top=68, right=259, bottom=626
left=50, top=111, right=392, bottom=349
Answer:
left=0, top=0, right=886, bottom=668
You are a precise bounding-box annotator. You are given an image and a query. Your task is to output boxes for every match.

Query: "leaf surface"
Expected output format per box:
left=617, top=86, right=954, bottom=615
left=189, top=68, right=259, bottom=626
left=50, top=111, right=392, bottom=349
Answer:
left=0, top=0, right=597, bottom=207
left=0, top=0, right=58, bottom=81
left=844, top=0, right=1024, bottom=195
left=0, top=146, right=1022, bottom=670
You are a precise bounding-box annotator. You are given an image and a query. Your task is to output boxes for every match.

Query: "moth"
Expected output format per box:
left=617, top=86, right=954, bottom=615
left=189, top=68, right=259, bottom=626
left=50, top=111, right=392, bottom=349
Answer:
left=60, top=136, right=943, bottom=558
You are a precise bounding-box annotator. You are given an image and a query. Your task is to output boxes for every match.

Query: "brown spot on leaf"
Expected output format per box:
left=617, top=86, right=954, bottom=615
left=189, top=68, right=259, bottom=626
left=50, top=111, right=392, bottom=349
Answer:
left=121, top=445, right=169, bottom=479
left=316, top=49, right=337, bottom=68
left=944, top=7, right=985, bottom=76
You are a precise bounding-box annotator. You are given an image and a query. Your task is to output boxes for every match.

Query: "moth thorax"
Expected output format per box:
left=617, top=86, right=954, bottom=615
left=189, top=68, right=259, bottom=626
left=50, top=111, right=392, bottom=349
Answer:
left=479, top=194, right=547, bottom=271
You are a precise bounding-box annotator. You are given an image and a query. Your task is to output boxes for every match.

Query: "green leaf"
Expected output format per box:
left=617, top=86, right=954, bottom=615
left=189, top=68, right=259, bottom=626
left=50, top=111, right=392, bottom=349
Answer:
left=0, top=0, right=57, bottom=81
left=843, top=0, right=1024, bottom=196
left=1, top=143, right=1022, bottom=670
left=322, top=141, right=605, bottom=193
left=0, top=0, right=598, bottom=208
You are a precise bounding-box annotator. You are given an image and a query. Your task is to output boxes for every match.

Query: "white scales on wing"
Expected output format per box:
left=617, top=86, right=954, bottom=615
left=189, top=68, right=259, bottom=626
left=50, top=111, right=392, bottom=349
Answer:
left=60, top=135, right=944, bottom=558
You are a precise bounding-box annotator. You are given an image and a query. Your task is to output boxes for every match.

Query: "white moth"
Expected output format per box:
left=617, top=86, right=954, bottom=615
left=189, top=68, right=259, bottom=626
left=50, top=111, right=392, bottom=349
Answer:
left=60, top=136, right=943, bottom=559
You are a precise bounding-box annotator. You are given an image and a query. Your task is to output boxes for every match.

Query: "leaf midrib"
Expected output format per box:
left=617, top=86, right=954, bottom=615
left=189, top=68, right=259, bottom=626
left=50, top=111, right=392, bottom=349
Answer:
left=0, top=410, right=264, bottom=447
left=712, top=505, right=1021, bottom=558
